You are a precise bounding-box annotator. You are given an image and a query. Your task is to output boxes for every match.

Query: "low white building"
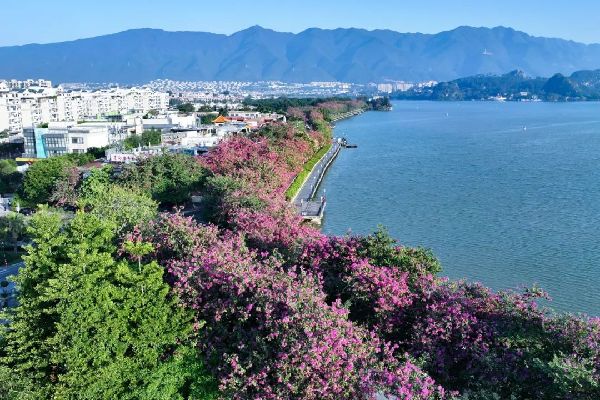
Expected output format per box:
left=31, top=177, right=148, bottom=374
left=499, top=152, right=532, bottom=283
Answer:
left=106, top=146, right=165, bottom=163
left=162, top=128, right=223, bottom=148
left=22, top=121, right=129, bottom=158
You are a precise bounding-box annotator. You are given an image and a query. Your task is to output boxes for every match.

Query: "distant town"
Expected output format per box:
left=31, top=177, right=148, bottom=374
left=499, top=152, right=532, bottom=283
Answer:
left=0, top=77, right=430, bottom=156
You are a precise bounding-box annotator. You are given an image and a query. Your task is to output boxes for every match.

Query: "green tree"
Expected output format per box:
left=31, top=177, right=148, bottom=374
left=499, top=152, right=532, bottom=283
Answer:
left=200, top=114, right=216, bottom=124
left=176, top=103, right=195, bottom=113
left=0, top=211, right=27, bottom=253
left=21, top=157, right=73, bottom=205
left=123, top=129, right=162, bottom=150
left=358, top=226, right=442, bottom=278
left=117, top=154, right=207, bottom=205
left=0, top=159, right=23, bottom=194
left=141, top=128, right=162, bottom=147
left=78, top=165, right=112, bottom=198
left=1, top=207, right=67, bottom=398
left=86, top=146, right=108, bottom=159
left=78, top=184, right=157, bottom=236
left=1, top=209, right=217, bottom=399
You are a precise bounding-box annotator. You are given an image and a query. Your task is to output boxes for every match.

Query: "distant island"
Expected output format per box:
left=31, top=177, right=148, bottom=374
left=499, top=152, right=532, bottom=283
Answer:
left=393, top=69, right=600, bottom=101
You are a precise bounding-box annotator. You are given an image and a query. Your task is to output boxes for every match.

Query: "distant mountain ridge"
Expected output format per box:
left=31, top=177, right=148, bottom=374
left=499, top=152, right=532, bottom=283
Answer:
left=1, top=26, right=600, bottom=83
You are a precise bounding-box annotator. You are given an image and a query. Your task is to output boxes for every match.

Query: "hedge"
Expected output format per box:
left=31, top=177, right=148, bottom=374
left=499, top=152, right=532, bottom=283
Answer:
left=285, top=143, right=332, bottom=201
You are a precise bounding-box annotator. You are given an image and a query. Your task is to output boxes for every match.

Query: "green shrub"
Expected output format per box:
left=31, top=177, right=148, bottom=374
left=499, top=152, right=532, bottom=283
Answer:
left=285, top=143, right=332, bottom=200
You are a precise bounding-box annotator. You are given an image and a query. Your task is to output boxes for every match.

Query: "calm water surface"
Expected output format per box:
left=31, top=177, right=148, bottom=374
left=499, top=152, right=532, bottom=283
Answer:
left=318, top=101, right=600, bottom=315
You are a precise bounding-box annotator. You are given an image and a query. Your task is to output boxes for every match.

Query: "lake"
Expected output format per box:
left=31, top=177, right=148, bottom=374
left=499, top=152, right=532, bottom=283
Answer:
left=318, top=101, right=600, bottom=315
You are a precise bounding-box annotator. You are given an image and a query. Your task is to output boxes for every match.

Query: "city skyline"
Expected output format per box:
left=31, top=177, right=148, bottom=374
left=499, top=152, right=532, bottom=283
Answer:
left=2, top=0, right=600, bottom=46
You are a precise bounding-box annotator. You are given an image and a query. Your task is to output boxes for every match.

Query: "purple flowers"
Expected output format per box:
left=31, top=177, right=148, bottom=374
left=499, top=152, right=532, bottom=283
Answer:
left=125, top=101, right=599, bottom=398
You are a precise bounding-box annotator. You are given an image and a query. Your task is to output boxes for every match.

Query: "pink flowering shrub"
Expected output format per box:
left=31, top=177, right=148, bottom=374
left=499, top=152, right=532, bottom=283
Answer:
left=286, top=107, right=306, bottom=122
left=295, top=232, right=600, bottom=398
left=198, top=128, right=323, bottom=251
left=134, top=213, right=448, bottom=399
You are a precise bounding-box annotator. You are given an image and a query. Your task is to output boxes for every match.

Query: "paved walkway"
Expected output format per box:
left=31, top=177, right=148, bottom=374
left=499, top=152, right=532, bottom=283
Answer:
left=0, top=261, right=22, bottom=309
left=293, top=142, right=340, bottom=217
left=0, top=261, right=22, bottom=282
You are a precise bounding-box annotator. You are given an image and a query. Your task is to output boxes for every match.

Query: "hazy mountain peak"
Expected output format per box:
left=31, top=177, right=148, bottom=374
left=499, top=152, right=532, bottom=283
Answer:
left=1, top=26, right=599, bottom=83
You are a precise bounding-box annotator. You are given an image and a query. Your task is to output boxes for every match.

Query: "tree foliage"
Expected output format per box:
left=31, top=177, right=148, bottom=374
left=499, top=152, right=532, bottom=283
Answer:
left=0, top=208, right=217, bottom=399
left=123, top=129, right=162, bottom=150
left=21, top=157, right=75, bottom=205
left=21, top=154, right=92, bottom=206
left=117, top=153, right=207, bottom=205
left=0, top=211, right=27, bottom=253
left=0, top=159, right=22, bottom=194
left=176, top=103, right=195, bottom=113
left=78, top=183, right=157, bottom=237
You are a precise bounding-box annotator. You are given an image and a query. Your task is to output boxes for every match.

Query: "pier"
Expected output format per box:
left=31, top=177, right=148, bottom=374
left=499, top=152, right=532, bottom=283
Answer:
left=292, top=142, right=341, bottom=225
left=330, top=108, right=366, bottom=123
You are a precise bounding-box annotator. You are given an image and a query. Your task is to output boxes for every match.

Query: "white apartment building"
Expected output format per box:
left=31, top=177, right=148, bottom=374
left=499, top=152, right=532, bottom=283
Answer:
left=0, top=84, right=169, bottom=134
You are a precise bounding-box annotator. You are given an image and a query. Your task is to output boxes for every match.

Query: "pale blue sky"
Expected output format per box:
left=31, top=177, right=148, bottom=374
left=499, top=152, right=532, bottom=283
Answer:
left=2, top=0, right=599, bottom=46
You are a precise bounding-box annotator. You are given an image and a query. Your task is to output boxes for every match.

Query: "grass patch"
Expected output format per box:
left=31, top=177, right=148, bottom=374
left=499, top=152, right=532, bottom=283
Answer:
left=285, top=143, right=333, bottom=201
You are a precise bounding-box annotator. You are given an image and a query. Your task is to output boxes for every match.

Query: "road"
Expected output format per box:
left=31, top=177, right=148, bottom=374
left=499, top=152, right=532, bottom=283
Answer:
left=0, top=261, right=22, bottom=282
left=293, top=142, right=340, bottom=210
left=0, top=261, right=22, bottom=309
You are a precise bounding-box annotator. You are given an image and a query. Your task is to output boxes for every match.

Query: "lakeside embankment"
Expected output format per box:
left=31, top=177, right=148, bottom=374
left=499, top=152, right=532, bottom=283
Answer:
left=291, top=142, right=341, bottom=225
left=289, top=107, right=368, bottom=224
left=330, top=107, right=366, bottom=122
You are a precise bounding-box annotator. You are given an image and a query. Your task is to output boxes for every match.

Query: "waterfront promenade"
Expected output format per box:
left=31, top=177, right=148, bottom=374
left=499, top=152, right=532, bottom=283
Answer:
left=330, top=108, right=366, bottom=123
left=292, top=142, right=341, bottom=224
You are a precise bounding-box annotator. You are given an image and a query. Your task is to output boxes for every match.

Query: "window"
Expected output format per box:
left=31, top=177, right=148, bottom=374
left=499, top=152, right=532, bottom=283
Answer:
left=71, top=137, right=84, bottom=144
left=44, top=137, right=66, bottom=148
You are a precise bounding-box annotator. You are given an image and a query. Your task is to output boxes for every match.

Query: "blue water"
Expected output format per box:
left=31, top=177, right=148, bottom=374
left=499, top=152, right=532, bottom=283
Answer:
left=318, top=101, right=600, bottom=315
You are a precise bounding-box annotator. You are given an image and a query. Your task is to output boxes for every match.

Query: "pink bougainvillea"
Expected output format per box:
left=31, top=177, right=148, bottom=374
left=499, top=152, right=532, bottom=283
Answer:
left=137, top=213, right=448, bottom=400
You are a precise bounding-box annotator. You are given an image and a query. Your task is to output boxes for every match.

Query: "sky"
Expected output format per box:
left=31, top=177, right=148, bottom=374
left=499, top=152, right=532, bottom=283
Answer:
left=2, top=0, right=600, bottom=46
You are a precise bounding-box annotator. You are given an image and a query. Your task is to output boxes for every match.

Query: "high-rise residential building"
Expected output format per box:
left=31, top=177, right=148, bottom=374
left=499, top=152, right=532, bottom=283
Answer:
left=0, top=81, right=169, bottom=134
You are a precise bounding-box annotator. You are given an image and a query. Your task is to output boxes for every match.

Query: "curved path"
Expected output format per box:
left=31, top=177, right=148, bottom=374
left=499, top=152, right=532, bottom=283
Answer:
left=293, top=142, right=341, bottom=220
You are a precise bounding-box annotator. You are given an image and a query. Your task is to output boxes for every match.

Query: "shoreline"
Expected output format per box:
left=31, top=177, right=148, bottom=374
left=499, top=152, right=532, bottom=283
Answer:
left=292, top=142, right=341, bottom=225
left=329, top=107, right=367, bottom=122
left=292, top=109, right=367, bottom=224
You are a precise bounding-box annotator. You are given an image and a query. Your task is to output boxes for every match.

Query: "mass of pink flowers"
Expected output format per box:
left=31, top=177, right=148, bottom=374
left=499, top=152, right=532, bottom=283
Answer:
left=132, top=212, right=448, bottom=400
left=125, top=101, right=599, bottom=399
left=198, top=122, right=322, bottom=250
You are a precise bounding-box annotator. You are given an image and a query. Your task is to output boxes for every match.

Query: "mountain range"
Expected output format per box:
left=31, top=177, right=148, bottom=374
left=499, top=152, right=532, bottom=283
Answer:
left=1, top=26, right=600, bottom=83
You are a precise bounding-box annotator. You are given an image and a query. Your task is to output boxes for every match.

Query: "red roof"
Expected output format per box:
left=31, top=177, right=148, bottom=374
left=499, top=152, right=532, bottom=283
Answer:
left=212, top=115, right=229, bottom=124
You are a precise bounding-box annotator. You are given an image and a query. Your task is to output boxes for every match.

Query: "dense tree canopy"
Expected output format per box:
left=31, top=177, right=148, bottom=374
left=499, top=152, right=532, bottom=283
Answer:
left=123, top=129, right=162, bottom=150
left=0, top=159, right=22, bottom=194
left=1, top=207, right=217, bottom=399
left=20, top=154, right=92, bottom=206
left=176, top=103, right=195, bottom=113
left=117, top=153, right=208, bottom=205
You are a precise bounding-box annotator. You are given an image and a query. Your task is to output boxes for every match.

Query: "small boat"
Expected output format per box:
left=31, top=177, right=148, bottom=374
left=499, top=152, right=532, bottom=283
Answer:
left=345, top=144, right=358, bottom=148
